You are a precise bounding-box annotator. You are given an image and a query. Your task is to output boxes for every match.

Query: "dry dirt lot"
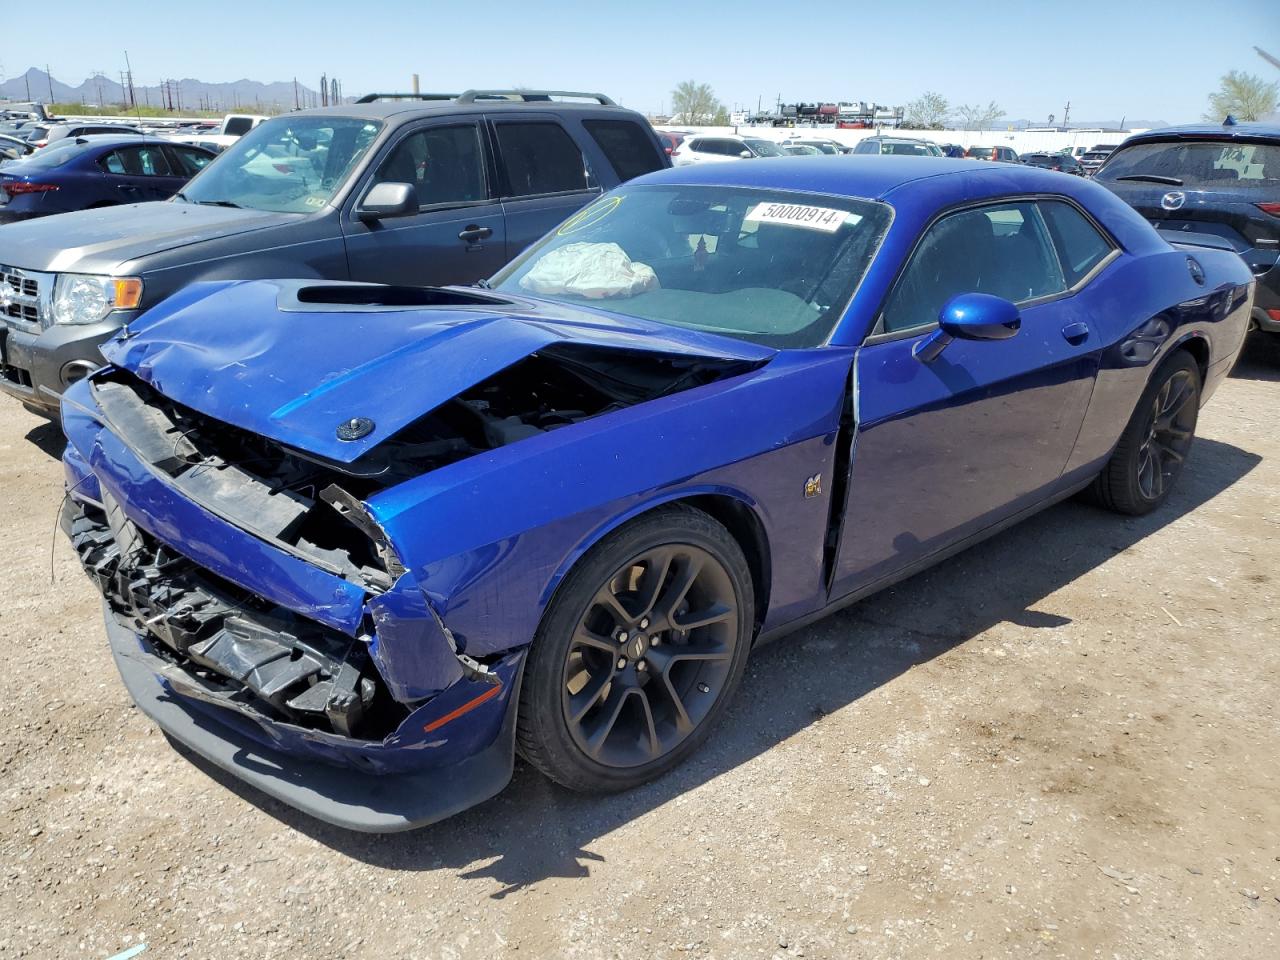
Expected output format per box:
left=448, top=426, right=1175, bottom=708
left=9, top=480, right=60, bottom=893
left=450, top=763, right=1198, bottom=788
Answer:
left=1, top=335, right=1278, bottom=960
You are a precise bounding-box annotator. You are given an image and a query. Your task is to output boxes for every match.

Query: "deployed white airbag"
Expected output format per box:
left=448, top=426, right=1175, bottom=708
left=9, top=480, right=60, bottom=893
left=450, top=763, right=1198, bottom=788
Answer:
left=519, top=242, right=659, bottom=299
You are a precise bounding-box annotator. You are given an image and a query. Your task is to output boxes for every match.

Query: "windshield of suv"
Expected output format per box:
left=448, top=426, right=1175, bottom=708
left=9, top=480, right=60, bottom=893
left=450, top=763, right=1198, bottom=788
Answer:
left=968, top=147, right=994, bottom=159
left=745, top=139, right=784, bottom=157
left=492, top=185, right=892, bottom=347
left=1096, top=139, right=1280, bottom=188
left=178, top=116, right=382, bottom=213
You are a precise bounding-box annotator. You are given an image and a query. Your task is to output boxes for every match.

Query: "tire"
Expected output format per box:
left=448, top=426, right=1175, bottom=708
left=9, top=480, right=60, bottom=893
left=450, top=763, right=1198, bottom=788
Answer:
left=1091, top=351, right=1201, bottom=516
left=517, top=504, right=754, bottom=793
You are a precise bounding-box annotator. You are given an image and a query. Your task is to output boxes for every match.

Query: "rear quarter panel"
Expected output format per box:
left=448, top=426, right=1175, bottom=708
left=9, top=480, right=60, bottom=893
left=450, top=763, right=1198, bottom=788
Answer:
left=1063, top=245, right=1252, bottom=475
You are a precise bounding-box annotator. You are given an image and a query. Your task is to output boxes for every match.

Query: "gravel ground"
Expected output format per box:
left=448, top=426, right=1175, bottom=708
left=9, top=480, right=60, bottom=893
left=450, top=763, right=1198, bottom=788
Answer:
left=2, top=334, right=1278, bottom=960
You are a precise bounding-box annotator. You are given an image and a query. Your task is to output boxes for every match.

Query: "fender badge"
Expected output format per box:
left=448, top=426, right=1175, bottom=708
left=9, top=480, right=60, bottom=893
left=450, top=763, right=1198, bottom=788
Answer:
left=336, top=417, right=375, bottom=441
left=804, top=474, right=822, bottom=499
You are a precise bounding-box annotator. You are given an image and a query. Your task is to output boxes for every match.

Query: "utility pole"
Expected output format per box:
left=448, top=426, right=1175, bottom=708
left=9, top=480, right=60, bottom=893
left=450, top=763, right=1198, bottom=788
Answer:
left=123, top=50, right=138, bottom=110
left=320, top=74, right=327, bottom=107
left=45, top=64, right=54, bottom=104
left=293, top=77, right=300, bottom=110
left=1062, top=100, right=1070, bottom=127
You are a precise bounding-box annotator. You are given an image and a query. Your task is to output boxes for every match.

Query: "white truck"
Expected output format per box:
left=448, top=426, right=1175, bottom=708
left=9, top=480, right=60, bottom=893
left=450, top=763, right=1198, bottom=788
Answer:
left=165, top=113, right=268, bottom=152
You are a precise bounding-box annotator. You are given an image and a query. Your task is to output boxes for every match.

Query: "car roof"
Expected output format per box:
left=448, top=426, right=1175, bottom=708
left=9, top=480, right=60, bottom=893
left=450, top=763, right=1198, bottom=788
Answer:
left=287, top=98, right=639, bottom=123
left=635, top=155, right=1056, bottom=200
left=1120, top=121, right=1280, bottom=144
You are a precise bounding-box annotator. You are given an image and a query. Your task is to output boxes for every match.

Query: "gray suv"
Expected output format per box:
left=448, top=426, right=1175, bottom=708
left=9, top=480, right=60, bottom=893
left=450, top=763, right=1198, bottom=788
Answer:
left=0, top=90, right=667, bottom=416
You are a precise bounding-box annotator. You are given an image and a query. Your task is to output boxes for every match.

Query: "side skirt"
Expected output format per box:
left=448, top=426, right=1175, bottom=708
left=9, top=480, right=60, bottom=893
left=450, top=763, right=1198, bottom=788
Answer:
left=755, top=474, right=1097, bottom=648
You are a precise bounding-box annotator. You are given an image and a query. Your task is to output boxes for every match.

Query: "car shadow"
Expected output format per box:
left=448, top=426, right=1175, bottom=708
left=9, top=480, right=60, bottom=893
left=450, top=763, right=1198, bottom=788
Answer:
left=25, top=419, right=66, bottom=460
left=1230, top=330, right=1280, bottom=382
left=175, top=436, right=1260, bottom=895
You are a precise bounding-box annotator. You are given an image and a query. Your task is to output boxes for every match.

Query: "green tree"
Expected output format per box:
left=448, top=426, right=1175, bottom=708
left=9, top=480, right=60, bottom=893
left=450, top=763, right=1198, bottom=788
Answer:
left=955, top=101, right=1004, bottom=131
left=905, top=91, right=949, bottom=129
left=671, top=80, right=724, bottom=126
left=1204, top=70, right=1279, bottom=122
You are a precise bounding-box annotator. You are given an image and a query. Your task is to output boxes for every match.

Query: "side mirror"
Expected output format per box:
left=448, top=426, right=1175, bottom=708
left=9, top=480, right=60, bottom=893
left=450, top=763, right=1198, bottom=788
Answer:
left=913, top=293, right=1021, bottom=362
left=356, top=181, right=418, bottom=221
left=739, top=150, right=753, bottom=159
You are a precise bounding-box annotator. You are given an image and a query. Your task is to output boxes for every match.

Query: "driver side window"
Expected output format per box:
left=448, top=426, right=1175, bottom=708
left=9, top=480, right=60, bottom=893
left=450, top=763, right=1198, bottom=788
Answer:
left=373, top=123, right=486, bottom=208
left=879, top=201, right=1066, bottom=334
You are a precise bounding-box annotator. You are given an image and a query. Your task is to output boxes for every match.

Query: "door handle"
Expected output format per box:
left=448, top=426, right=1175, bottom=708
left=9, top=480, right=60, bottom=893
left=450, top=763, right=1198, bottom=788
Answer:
left=1061, top=321, right=1090, bottom=345
left=458, top=225, right=492, bottom=243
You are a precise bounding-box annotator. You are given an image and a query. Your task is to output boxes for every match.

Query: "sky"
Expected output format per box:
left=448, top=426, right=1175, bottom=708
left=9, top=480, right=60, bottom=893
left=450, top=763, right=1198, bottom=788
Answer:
left=3, top=0, right=1278, bottom=124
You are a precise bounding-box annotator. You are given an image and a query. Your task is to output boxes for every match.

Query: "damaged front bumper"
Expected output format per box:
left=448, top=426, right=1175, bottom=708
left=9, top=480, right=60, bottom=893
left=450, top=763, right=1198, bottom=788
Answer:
left=102, top=605, right=521, bottom=832
left=61, top=494, right=525, bottom=832
left=60, top=374, right=529, bottom=832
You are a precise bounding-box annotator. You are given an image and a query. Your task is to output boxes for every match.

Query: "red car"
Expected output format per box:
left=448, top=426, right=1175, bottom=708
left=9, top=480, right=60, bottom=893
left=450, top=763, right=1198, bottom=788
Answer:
left=654, top=130, right=690, bottom=156
left=967, top=145, right=1019, bottom=162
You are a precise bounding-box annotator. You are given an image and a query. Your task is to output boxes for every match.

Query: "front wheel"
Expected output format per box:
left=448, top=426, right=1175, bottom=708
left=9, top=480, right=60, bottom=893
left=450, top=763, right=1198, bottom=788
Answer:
left=1091, top=351, right=1201, bottom=515
left=517, top=505, right=754, bottom=793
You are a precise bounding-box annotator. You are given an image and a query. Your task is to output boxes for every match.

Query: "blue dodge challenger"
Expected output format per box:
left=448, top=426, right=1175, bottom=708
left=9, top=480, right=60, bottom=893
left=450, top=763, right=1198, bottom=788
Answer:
left=59, top=157, right=1253, bottom=831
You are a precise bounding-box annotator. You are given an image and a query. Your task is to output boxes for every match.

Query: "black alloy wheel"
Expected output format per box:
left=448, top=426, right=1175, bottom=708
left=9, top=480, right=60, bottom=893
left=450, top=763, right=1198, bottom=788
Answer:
left=518, top=506, right=753, bottom=792
left=1092, top=350, right=1201, bottom=515
left=1136, top=367, right=1197, bottom=501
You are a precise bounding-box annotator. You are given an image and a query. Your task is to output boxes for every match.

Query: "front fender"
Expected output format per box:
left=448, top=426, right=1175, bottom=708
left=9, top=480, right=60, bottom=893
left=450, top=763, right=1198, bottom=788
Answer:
left=369, top=349, right=856, bottom=657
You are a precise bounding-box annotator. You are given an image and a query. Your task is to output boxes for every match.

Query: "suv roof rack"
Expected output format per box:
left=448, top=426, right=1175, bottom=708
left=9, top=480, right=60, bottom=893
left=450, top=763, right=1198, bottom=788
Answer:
left=355, top=93, right=459, bottom=103
left=455, top=89, right=617, bottom=106
left=355, top=90, right=617, bottom=107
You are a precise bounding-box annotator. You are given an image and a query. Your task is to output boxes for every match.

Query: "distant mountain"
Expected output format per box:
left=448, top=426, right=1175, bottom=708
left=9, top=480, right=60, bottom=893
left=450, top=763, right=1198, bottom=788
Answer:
left=0, top=67, right=326, bottom=112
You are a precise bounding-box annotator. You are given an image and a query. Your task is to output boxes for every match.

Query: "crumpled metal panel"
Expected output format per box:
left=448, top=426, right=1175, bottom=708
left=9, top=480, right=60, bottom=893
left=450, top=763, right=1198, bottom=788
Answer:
left=101, top=279, right=770, bottom=464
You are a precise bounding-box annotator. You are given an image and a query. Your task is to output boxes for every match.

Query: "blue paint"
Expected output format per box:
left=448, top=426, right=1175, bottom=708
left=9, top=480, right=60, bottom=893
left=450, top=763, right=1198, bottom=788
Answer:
left=104, top=944, right=146, bottom=960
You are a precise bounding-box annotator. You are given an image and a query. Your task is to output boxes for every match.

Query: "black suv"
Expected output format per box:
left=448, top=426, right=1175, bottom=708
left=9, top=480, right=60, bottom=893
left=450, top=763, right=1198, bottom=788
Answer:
left=1020, top=152, right=1084, bottom=175
left=0, top=89, right=669, bottom=416
left=1094, top=122, right=1280, bottom=337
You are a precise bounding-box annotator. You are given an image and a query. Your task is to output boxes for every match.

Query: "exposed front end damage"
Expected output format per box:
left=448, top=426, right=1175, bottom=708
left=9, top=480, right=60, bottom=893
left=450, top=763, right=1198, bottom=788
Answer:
left=60, top=287, right=766, bottom=829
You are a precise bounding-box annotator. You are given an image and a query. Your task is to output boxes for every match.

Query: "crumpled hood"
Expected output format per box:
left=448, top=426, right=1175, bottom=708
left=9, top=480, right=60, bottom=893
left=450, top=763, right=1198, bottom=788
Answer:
left=100, top=279, right=773, bottom=463
left=0, top=201, right=296, bottom=273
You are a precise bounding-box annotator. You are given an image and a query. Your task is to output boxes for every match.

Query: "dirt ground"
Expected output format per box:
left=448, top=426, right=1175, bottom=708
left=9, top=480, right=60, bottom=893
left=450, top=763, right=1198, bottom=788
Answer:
left=1, top=335, right=1277, bottom=960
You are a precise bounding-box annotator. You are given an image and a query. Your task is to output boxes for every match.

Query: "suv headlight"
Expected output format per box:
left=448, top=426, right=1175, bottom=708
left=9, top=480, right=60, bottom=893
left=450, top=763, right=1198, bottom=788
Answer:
left=51, top=274, right=143, bottom=326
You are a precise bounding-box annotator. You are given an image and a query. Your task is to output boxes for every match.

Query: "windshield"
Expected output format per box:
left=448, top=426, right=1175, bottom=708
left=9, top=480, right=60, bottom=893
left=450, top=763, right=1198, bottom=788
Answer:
left=968, top=147, right=993, bottom=159
left=492, top=185, right=892, bottom=347
left=1096, top=139, right=1280, bottom=188
left=178, top=116, right=382, bottom=213
left=745, top=139, right=784, bottom=157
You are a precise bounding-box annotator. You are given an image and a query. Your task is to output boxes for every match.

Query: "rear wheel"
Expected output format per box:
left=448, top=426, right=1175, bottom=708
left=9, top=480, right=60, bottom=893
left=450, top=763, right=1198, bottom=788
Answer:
left=1091, top=351, right=1200, bottom=515
left=517, top=505, right=753, bottom=792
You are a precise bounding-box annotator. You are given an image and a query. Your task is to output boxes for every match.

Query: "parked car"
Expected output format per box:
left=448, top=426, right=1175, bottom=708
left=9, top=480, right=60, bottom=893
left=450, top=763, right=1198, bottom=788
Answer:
left=671, top=134, right=786, bottom=164
left=59, top=156, right=1252, bottom=830
left=0, top=133, right=35, bottom=163
left=1078, top=144, right=1119, bottom=176
left=780, top=138, right=845, bottom=155
left=0, top=90, right=668, bottom=417
left=966, top=145, right=1019, bottom=162
left=654, top=130, right=689, bottom=156
left=1093, top=122, right=1280, bottom=337
left=165, top=113, right=269, bottom=152
left=1020, top=152, right=1084, bottom=175
left=783, top=144, right=823, bottom=156
left=851, top=137, right=943, bottom=157
left=27, top=122, right=144, bottom=149
left=0, top=136, right=216, bottom=224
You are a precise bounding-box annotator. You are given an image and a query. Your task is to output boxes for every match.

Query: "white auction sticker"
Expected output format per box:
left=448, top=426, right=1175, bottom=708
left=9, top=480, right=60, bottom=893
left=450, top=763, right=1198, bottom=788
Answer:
left=744, top=201, right=851, bottom=233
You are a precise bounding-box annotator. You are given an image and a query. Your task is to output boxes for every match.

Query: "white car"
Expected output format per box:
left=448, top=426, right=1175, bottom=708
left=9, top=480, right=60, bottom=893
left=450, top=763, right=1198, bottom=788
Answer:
left=780, top=137, right=847, bottom=155
left=670, top=134, right=786, bottom=165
